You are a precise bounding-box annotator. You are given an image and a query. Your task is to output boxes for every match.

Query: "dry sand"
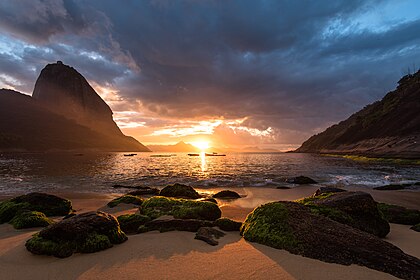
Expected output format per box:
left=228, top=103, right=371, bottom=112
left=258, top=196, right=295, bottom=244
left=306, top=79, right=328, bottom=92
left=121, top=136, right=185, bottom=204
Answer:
left=0, top=187, right=419, bottom=280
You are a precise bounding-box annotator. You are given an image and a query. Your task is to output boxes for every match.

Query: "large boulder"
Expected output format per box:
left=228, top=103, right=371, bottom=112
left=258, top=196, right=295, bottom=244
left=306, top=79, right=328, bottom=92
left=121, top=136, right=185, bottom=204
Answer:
left=377, top=203, right=420, bottom=225
left=25, top=211, right=127, bottom=258
left=297, top=191, right=390, bottom=237
left=0, top=193, right=72, bottom=223
left=241, top=201, right=420, bottom=280
left=141, top=196, right=221, bottom=221
left=159, top=183, right=201, bottom=199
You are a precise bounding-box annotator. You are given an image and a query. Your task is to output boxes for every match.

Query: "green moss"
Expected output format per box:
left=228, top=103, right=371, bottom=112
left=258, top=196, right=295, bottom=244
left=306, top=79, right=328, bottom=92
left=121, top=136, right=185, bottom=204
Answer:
left=0, top=201, right=30, bottom=223
left=215, top=218, right=242, bottom=231
left=241, top=202, right=301, bottom=251
left=9, top=211, right=54, bottom=229
left=107, top=228, right=128, bottom=244
left=107, top=195, right=143, bottom=208
left=141, top=196, right=221, bottom=221
left=25, top=234, right=75, bottom=258
left=377, top=203, right=420, bottom=225
left=78, top=234, right=112, bottom=253
left=117, top=214, right=151, bottom=233
left=296, top=193, right=354, bottom=226
left=159, top=183, right=201, bottom=199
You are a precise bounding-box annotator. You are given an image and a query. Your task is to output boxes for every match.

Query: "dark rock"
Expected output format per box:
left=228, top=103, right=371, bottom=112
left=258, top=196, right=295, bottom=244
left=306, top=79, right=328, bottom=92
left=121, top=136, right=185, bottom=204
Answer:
left=10, top=211, right=54, bottom=229
left=212, top=190, right=241, bottom=199
left=63, top=213, right=76, bottom=220
left=297, top=191, right=390, bottom=237
left=411, top=223, right=420, bottom=232
left=314, top=187, right=346, bottom=196
left=107, top=194, right=143, bottom=208
left=1, top=192, right=72, bottom=223
left=117, top=214, right=151, bottom=234
left=195, top=227, right=225, bottom=246
left=374, top=184, right=410, bottom=190
left=159, top=183, right=201, bottom=199
left=25, top=211, right=127, bottom=258
left=141, top=196, right=221, bottom=221
left=201, top=198, right=218, bottom=204
left=377, top=203, right=420, bottom=225
left=286, top=176, right=317, bottom=184
left=241, top=201, right=420, bottom=280
left=138, top=218, right=214, bottom=233
left=215, top=218, right=242, bottom=231
left=276, top=186, right=291, bottom=189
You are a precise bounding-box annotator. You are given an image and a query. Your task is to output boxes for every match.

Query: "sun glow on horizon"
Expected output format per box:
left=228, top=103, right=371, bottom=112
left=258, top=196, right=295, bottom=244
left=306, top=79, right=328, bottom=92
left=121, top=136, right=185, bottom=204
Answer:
left=192, top=141, right=210, bottom=151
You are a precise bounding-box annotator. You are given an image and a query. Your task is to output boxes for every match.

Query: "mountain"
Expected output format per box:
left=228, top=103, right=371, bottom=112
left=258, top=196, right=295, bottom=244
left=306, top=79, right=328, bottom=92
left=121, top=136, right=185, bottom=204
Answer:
left=147, top=141, right=200, bottom=152
left=295, top=70, right=420, bottom=158
left=0, top=62, right=150, bottom=152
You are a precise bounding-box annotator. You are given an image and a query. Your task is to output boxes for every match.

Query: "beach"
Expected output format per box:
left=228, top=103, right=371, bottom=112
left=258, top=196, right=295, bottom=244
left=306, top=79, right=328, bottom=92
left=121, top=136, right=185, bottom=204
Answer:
left=1, top=186, right=419, bottom=280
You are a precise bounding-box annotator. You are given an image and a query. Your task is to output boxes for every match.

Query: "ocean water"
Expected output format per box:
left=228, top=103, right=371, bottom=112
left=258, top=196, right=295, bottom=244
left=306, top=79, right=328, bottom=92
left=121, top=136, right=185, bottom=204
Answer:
left=0, top=152, right=419, bottom=195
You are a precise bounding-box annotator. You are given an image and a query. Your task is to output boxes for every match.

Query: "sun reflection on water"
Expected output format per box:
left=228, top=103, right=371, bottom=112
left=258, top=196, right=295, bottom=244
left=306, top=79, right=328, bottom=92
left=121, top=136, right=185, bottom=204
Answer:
left=200, top=152, right=207, bottom=172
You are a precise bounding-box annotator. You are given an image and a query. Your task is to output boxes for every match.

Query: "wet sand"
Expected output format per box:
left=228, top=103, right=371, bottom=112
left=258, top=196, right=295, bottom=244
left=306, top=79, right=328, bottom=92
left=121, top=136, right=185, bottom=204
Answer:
left=0, top=187, right=419, bottom=280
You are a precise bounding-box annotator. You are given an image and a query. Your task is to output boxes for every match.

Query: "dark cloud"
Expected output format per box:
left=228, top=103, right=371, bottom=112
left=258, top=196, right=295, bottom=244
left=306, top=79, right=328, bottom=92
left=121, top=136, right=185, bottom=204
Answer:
left=0, top=0, right=419, bottom=145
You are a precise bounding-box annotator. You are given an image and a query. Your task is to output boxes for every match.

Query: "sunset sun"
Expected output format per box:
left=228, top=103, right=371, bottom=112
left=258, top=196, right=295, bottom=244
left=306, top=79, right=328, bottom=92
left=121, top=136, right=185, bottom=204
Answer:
left=192, top=141, right=210, bottom=151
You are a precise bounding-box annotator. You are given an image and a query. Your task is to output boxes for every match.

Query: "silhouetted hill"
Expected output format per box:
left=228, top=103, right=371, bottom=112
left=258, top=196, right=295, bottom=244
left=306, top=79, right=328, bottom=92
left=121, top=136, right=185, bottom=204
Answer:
left=33, top=61, right=122, bottom=135
left=295, top=70, right=420, bottom=158
left=0, top=61, right=150, bottom=152
left=148, top=141, right=200, bottom=152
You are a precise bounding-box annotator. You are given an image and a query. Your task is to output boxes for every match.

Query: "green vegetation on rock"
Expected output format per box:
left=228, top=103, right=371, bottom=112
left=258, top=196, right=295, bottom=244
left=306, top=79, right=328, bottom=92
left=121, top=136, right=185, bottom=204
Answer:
left=25, top=211, right=127, bottom=258
left=411, top=223, right=420, bottom=232
left=377, top=203, right=420, bottom=225
left=107, top=194, right=143, bottom=208
left=10, top=211, right=54, bottom=229
left=117, top=214, right=151, bottom=233
left=141, top=196, right=221, bottom=221
left=159, top=183, right=201, bottom=199
left=0, top=193, right=72, bottom=224
left=296, top=191, right=390, bottom=237
left=240, top=202, right=301, bottom=251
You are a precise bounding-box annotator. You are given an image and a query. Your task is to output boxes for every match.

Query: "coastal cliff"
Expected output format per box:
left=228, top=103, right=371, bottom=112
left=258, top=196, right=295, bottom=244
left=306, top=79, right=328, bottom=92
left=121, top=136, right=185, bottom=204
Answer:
left=295, top=70, right=420, bottom=159
left=0, top=62, right=150, bottom=152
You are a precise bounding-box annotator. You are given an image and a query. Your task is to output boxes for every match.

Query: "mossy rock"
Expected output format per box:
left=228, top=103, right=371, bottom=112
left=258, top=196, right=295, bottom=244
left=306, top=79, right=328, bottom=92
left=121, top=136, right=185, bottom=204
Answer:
left=159, top=183, right=201, bottom=199
left=117, top=214, right=151, bottom=233
left=240, top=201, right=420, bottom=280
left=215, top=218, right=242, bottom=231
left=202, top=198, right=218, bottom=204
left=296, top=191, right=390, bottom=237
left=0, top=193, right=72, bottom=224
left=107, top=195, right=143, bottom=208
left=25, top=211, right=127, bottom=258
left=411, top=223, right=420, bottom=232
left=212, top=190, right=241, bottom=199
left=141, top=196, right=221, bottom=221
left=377, top=203, right=420, bottom=225
left=10, top=211, right=54, bottom=229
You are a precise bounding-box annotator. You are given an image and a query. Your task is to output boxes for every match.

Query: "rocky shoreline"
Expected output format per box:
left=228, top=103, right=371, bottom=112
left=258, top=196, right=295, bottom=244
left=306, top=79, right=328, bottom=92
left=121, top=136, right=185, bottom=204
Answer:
left=1, top=182, right=419, bottom=279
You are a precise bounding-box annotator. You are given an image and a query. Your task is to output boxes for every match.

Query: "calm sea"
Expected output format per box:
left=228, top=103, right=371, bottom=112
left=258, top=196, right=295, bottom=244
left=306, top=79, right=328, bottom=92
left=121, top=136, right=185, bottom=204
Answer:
left=0, top=152, right=419, bottom=195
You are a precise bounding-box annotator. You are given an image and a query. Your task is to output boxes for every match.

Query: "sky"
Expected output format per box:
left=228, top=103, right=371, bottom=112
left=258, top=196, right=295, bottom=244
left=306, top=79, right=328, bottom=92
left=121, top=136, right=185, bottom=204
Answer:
left=0, top=0, right=419, bottom=150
